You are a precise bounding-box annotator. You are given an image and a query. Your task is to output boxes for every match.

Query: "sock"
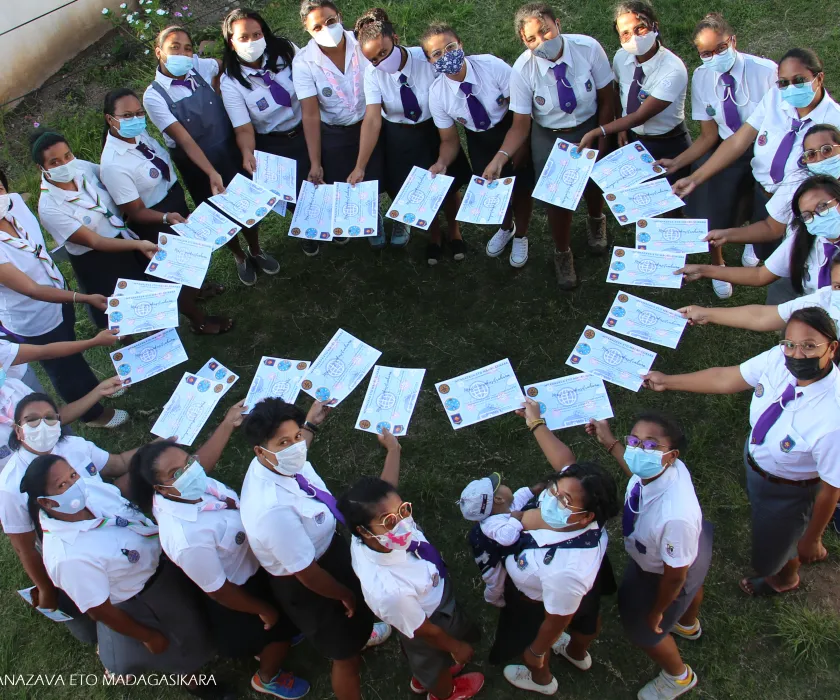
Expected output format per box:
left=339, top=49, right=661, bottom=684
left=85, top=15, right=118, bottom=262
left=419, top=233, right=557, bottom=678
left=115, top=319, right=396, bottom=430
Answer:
left=666, top=666, right=691, bottom=682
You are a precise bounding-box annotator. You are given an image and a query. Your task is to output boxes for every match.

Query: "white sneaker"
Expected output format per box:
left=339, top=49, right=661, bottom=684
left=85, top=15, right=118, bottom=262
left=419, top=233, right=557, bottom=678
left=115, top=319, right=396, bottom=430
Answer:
left=502, top=665, right=558, bottom=695
left=637, top=666, right=698, bottom=700
left=486, top=223, right=516, bottom=257
left=742, top=244, right=760, bottom=267
left=551, top=631, right=592, bottom=670
left=712, top=278, right=733, bottom=299
left=509, top=236, right=529, bottom=268
left=364, top=622, right=392, bottom=649
left=672, top=619, right=702, bottom=640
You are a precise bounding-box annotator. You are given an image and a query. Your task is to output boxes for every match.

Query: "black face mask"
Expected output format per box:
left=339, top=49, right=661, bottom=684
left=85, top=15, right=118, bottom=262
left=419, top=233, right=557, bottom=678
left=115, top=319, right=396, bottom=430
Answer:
left=784, top=355, right=829, bottom=381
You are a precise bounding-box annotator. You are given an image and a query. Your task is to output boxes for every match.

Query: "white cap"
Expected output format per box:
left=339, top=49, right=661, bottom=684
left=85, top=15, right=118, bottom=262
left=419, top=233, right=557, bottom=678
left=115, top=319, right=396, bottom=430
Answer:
left=458, top=473, right=501, bottom=522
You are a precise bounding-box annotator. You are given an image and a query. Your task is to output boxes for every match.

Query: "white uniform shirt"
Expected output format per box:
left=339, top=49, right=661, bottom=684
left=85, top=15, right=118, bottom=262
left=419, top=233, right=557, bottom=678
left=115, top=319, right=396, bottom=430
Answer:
left=690, top=52, right=777, bottom=140
left=350, top=529, right=444, bottom=638
left=765, top=235, right=837, bottom=295
left=100, top=131, right=174, bottom=208
left=505, top=522, right=607, bottom=616
left=479, top=486, right=533, bottom=606
left=0, top=377, right=32, bottom=469
left=613, top=45, right=688, bottom=136
left=740, top=346, right=840, bottom=486
left=0, top=339, right=27, bottom=381
left=510, top=35, right=613, bottom=129
left=154, top=478, right=259, bottom=593
left=747, top=89, right=840, bottom=192
left=240, top=458, right=335, bottom=576
left=38, top=160, right=128, bottom=256
left=765, top=170, right=808, bottom=226
left=292, top=31, right=369, bottom=126
left=778, top=287, right=840, bottom=324
left=42, top=479, right=160, bottom=613
left=0, top=436, right=108, bottom=534
left=143, top=56, right=222, bottom=148
left=364, top=46, right=438, bottom=124
left=221, top=49, right=302, bottom=134
left=0, top=194, right=64, bottom=337
left=429, top=55, right=512, bottom=132
left=624, top=460, right=702, bottom=574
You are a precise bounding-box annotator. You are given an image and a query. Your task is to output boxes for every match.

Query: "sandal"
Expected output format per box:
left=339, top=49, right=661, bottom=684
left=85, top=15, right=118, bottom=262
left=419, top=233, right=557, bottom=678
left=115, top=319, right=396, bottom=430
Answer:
left=739, top=575, right=800, bottom=597
left=196, top=281, right=226, bottom=302
left=191, top=315, right=235, bottom=335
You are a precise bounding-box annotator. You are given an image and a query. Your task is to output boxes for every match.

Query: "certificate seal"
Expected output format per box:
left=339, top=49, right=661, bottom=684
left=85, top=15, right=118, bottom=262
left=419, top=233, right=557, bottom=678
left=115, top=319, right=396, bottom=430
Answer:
left=117, top=281, right=128, bottom=289
left=618, top=293, right=629, bottom=303
left=302, top=379, right=313, bottom=390
left=334, top=228, right=344, bottom=235
left=160, top=235, right=168, bottom=245
left=615, top=249, right=625, bottom=257
left=586, top=151, right=595, bottom=159
left=438, top=384, right=450, bottom=395
left=296, top=362, right=308, bottom=370
left=503, top=178, right=513, bottom=185
left=291, top=227, right=302, bottom=236
left=638, top=219, right=648, bottom=228
left=606, top=193, right=617, bottom=201
left=246, top=218, right=256, bottom=226
left=226, top=376, right=235, bottom=384
left=113, top=352, right=124, bottom=361
left=526, top=387, right=539, bottom=397
left=584, top=329, right=596, bottom=339
left=652, top=165, right=663, bottom=173
left=389, top=210, right=399, bottom=217
left=109, top=298, right=120, bottom=307
left=359, top=420, right=371, bottom=429
left=214, top=384, right=223, bottom=393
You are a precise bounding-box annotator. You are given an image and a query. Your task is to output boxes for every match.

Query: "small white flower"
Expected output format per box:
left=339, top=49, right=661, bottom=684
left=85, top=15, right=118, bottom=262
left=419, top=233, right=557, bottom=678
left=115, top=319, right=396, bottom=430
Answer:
left=145, top=8, right=151, bottom=13
left=144, top=49, right=150, bottom=54
left=156, top=8, right=166, bottom=14
left=145, top=20, right=151, bottom=27
left=119, top=3, right=126, bottom=7
left=139, top=34, right=146, bottom=39
left=101, top=7, right=109, bottom=14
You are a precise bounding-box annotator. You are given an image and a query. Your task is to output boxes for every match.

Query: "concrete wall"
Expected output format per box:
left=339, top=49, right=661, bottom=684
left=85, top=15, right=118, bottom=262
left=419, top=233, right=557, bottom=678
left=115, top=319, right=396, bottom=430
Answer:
left=1, top=0, right=132, bottom=107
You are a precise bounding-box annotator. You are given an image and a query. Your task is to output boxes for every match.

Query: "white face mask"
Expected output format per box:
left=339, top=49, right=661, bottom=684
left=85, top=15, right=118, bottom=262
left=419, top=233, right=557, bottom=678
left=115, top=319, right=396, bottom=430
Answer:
left=312, top=22, right=345, bottom=48
left=234, top=36, right=267, bottom=63
left=370, top=515, right=416, bottom=551
left=0, top=194, right=9, bottom=218
left=622, top=30, right=658, bottom=56
left=45, top=158, right=77, bottom=184
left=21, top=421, right=62, bottom=453
left=261, top=439, right=308, bottom=476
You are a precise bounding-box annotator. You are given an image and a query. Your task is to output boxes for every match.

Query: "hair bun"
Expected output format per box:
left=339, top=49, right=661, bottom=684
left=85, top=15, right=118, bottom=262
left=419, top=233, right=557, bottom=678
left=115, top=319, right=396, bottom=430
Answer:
left=354, top=7, right=392, bottom=36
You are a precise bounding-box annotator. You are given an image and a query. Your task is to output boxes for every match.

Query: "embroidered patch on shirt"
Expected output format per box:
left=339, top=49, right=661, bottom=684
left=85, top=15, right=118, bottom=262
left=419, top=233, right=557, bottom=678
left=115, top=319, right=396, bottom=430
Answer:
left=456, top=117, right=468, bottom=125
left=235, top=531, right=246, bottom=545
left=86, top=462, right=97, bottom=476
left=705, top=105, right=716, bottom=116
left=121, top=549, right=140, bottom=563
left=115, top=516, right=129, bottom=527
left=83, top=216, right=92, bottom=225
left=585, top=79, right=593, bottom=92
left=256, top=97, right=269, bottom=111
left=757, top=131, right=768, bottom=147
left=755, top=383, right=764, bottom=397
left=516, top=553, right=529, bottom=570
left=780, top=435, right=796, bottom=453
left=638, top=90, right=649, bottom=101
left=322, top=87, right=333, bottom=97
left=496, top=94, right=509, bottom=106
left=534, top=95, right=546, bottom=106
left=149, top=168, right=160, bottom=179
left=666, top=543, right=676, bottom=557
left=432, top=572, right=440, bottom=587
left=314, top=512, right=326, bottom=525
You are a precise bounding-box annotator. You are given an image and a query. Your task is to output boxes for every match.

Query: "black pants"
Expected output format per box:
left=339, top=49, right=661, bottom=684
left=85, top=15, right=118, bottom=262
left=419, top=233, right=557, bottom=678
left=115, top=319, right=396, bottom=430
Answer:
left=21, top=303, right=103, bottom=422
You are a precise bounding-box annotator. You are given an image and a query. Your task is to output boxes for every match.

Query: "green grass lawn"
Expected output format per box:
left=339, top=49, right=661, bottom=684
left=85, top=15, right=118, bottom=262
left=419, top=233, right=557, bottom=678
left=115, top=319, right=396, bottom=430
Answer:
left=2, top=0, right=840, bottom=697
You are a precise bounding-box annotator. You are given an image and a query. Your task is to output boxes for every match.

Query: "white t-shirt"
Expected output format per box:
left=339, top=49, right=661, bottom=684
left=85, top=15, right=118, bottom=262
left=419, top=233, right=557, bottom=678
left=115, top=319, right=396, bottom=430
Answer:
left=292, top=31, right=369, bottom=126
left=0, top=436, right=109, bottom=535
left=154, top=478, right=259, bottom=593
left=240, top=458, right=336, bottom=576
left=624, top=460, right=702, bottom=574
left=690, top=52, right=777, bottom=140
left=613, top=45, right=687, bottom=136
left=777, top=287, right=840, bottom=324
left=42, top=479, right=160, bottom=613
left=0, top=194, right=64, bottom=337
left=364, top=46, right=438, bottom=125
left=0, top=377, right=32, bottom=469
left=0, top=339, right=26, bottom=380
left=505, top=522, right=607, bottom=616
left=740, top=346, right=840, bottom=486
left=37, top=160, right=128, bottom=256
left=220, top=49, right=302, bottom=134
left=429, top=55, right=512, bottom=132
left=350, top=530, right=444, bottom=638
left=765, top=235, right=838, bottom=296
left=747, top=88, right=840, bottom=192
left=143, top=55, right=222, bottom=148
left=510, top=35, right=613, bottom=129
left=100, top=131, right=175, bottom=208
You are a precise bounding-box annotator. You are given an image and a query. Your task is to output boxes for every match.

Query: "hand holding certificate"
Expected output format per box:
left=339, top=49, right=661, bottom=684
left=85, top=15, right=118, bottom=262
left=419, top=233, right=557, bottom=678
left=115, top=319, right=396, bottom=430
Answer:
left=332, top=182, right=379, bottom=238
left=244, top=357, right=311, bottom=413
left=18, top=588, right=73, bottom=622
left=603, top=179, right=685, bottom=225
left=387, top=166, right=454, bottom=231
left=356, top=366, right=425, bottom=435
left=145, top=233, right=213, bottom=289
left=302, top=329, right=382, bottom=406
left=532, top=139, right=598, bottom=210
left=172, top=202, right=241, bottom=250
left=590, top=142, right=664, bottom=192
left=254, top=150, right=297, bottom=203
left=607, top=247, right=685, bottom=289
left=566, top=326, right=656, bottom=392
left=106, top=287, right=180, bottom=335
left=636, top=218, right=709, bottom=254
left=151, top=372, right=228, bottom=445
left=436, top=359, right=524, bottom=430
left=523, top=374, right=614, bottom=430
left=114, top=279, right=180, bottom=296
left=209, top=173, right=278, bottom=226
left=603, top=291, right=688, bottom=349
left=289, top=181, right=334, bottom=241
left=456, top=176, right=515, bottom=225
left=110, top=328, right=187, bottom=385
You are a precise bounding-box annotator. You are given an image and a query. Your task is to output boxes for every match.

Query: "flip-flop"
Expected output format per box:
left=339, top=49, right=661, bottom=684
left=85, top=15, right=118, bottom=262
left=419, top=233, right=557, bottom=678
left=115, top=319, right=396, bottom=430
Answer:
left=191, top=315, right=234, bottom=335
left=739, top=575, right=800, bottom=597
left=196, top=281, right=226, bottom=302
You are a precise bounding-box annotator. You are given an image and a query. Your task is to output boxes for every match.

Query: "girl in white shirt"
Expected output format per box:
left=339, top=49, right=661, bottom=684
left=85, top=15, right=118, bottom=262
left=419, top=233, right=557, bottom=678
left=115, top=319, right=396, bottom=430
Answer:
left=339, top=433, right=484, bottom=700
left=351, top=8, right=470, bottom=264
left=587, top=412, right=712, bottom=700
left=0, top=172, right=125, bottom=428
left=643, top=307, right=840, bottom=598
left=32, top=129, right=155, bottom=329
left=578, top=1, right=690, bottom=187
left=21, top=455, right=215, bottom=680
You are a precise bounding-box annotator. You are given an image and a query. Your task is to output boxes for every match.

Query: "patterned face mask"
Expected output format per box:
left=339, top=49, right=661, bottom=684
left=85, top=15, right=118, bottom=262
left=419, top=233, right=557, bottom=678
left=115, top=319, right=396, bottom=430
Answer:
left=434, top=48, right=465, bottom=75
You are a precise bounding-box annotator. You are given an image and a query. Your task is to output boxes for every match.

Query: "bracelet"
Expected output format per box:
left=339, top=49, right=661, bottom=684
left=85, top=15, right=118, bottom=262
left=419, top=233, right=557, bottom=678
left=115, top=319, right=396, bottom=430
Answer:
left=527, top=418, right=547, bottom=432
left=73, top=291, right=77, bottom=304
left=528, top=645, right=546, bottom=659
left=497, top=149, right=511, bottom=161
left=600, top=125, right=607, bottom=137
left=162, top=212, right=169, bottom=225
left=302, top=421, right=319, bottom=434
left=606, top=438, right=620, bottom=453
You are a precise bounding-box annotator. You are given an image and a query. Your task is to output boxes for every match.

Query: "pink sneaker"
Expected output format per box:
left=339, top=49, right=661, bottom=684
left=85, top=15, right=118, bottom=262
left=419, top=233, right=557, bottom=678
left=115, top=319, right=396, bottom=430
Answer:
left=410, top=665, right=465, bottom=694
left=427, top=672, right=485, bottom=700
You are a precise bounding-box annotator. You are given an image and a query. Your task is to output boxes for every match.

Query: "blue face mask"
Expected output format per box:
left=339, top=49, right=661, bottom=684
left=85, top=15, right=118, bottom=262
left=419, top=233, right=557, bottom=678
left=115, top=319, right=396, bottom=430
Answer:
left=169, top=461, right=207, bottom=501
left=701, top=46, right=737, bottom=74
left=624, top=446, right=669, bottom=479
left=165, top=54, right=194, bottom=77
left=781, top=80, right=816, bottom=109
left=0, top=367, right=6, bottom=389
left=115, top=116, right=147, bottom=139
left=45, top=481, right=87, bottom=515
left=805, top=205, right=840, bottom=239
left=539, top=489, right=578, bottom=528
left=434, top=48, right=465, bottom=75
left=808, top=154, right=840, bottom=179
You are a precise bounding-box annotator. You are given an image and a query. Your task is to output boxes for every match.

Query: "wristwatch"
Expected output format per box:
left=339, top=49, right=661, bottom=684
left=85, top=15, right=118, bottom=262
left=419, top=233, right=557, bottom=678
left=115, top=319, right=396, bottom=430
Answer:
left=302, top=421, right=319, bottom=434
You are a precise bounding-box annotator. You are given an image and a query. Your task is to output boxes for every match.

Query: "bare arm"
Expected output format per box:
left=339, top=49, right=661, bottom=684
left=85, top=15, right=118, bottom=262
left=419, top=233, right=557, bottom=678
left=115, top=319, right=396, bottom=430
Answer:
left=580, top=95, right=673, bottom=150
left=432, top=126, right=463, bottom=172
left=233, top=123, right=258, bottom=174
left=193, top=401, right=245, bottom=471
left=414, top=618, right=473, bottom=662
left=295, top=560, right=355, bottom=612
left=649, top=564, right=689, bottom=628
left=377, top=429, right=401, bottom=487
left=350, top=105, right=384, bottom=182
left=67, top=226, right=157, bottom=259
left=300, top=96, right=324, bottom=184
left=0, top=263, right=102, bottom=308
left=644, top=365, right=752, bottom=394
left=517, top=399, right=576, bottom=470
left=678, top=263, right=779, bottom=287
left=678, top=303, right=785, bottom=332
left=660, top=119, right=719, bottom=172
left=585, top=420, right=631, bottom=477
left=59, top=377, right=123, bottom=426
left=706, top=215, right=787, bottom=246
left=9, top=531, right=59, bottom=610
left=13, top=330, right=119, bottom=365
left=207, top=579, right=276, bottom=620
left=483, top=112, right=532, bottom=181
left=120, top=198, right=186, bottom=227
left=685, top=122, right=758, bottom=187
left=799, top=482, right=840, bottom=562
left=529, top=610, right=573, bottom=657
left=87, top=599, right=166, bottom=649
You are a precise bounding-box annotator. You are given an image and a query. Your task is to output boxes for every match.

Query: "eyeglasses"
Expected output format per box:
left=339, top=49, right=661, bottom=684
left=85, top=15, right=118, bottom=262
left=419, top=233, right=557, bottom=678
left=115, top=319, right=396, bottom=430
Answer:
left=625, top=435, right=669, bottom=452
left=112, top=110, right=146, bottom=120
left=800, top=144, right=840, bottom=164
left=19, top=414, right=60, bottom=428
left=618, top=22, right=651, bottom=43
left=779, top=340, right=828, bottom=357
left=698, top=37, right=732, bottom=60
left=428, top=41, right=460, bottom=62
left=378, top=501, right=412, bottom=529
left=165, top=454, right=199, bottom=483
left=775, top=75, right=816, bottom=90
left=798, top=198, right=838, bottom=224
